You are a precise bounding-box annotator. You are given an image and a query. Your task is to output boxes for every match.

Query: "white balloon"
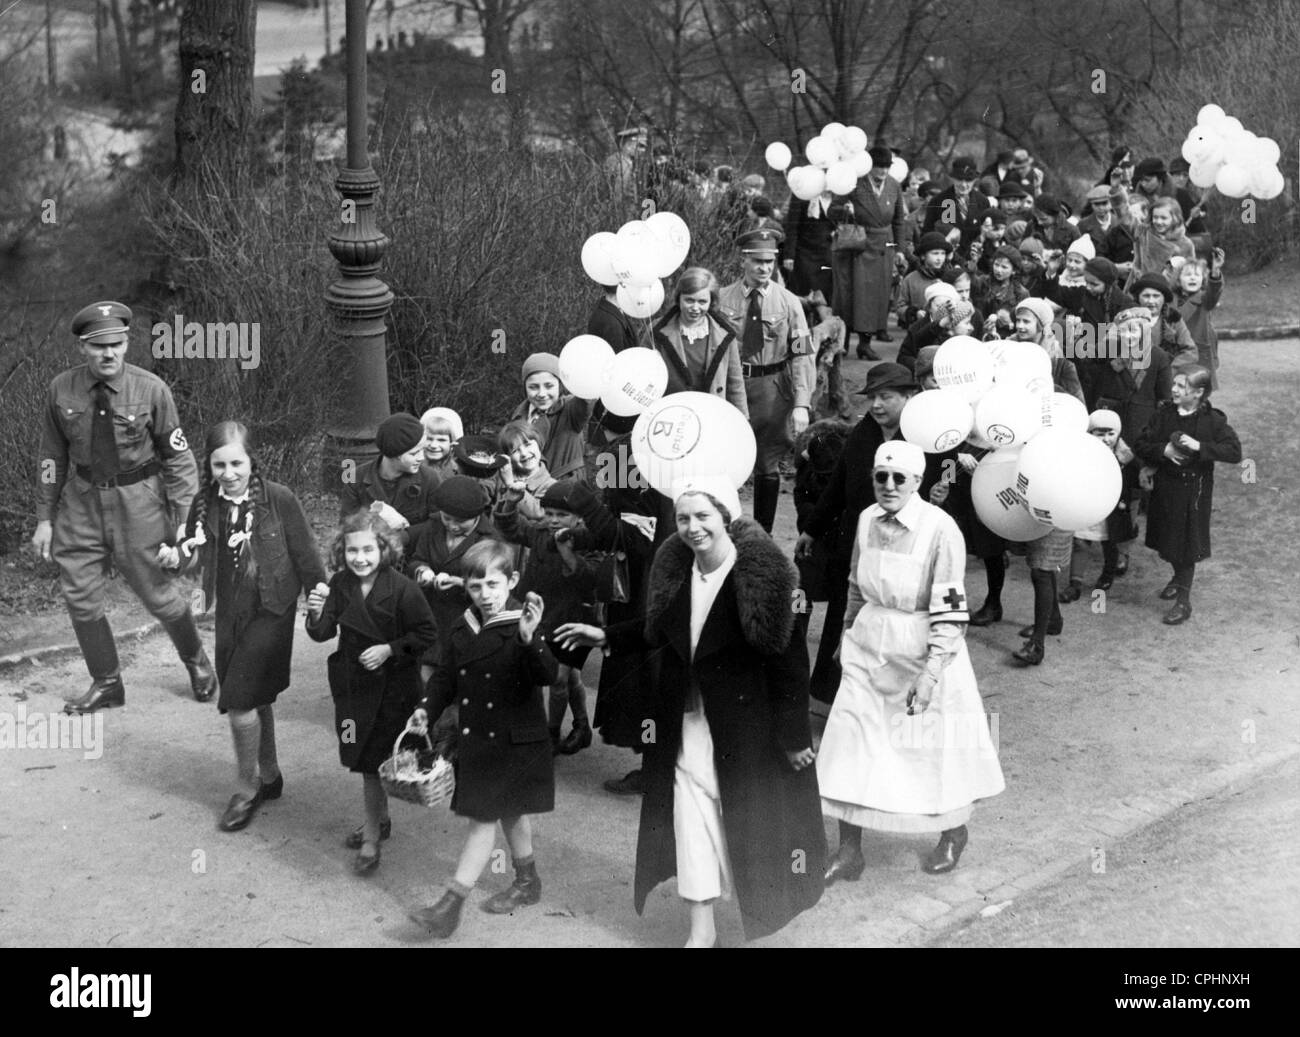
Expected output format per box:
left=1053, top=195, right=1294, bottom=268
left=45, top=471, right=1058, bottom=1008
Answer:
left=1188, top=160, right=1220, bottom=189
left=599, top=346, right=669, bottom=416
left=610, top=222, right=661, bottom=285
left=974, top=384, right=1042, bottom=449
left=558, top=335, right=615, bottom=399
left=821, top=122, right=847, bottom=141
left=842, top=126, right=869, bottom=153
left=630, top=391, right=756, bottom=493
left=645, top=210, right=691, bottom=277
left=580, top=231, right=620, bottom=286
left=805, top=136, right=836, bottom=169
left=888, top=156, right=909, bottom=183
left=1256, top=137, right=1282, bottom=166
left=1214, top=162, right=1252, bottom=199
left=1219, top=115, right=1244, bottom=136
left=933, top=336, right=995, bottom=404
left=971, top=449, right=1053, bottom=542
left=616, top=279, right=665, bottom=319
left=1251, top=164, right=1285, bottom=200
left=791, top=166, right=827, bottom=201
left=1196, top=103, right=1226, bottom=126
left=1017, top=428, right=1121, bottom=530
left=991, top=339, right=1052, bottom=394
left=1046, top=392, right=1089, bottom=434
left=901, top=389, right=974, bottom=453
left=851, top=150, right=873, bottom=177
left=825, top=161, right=857, bottom=195
left=765, top=141, right=793, bottom=172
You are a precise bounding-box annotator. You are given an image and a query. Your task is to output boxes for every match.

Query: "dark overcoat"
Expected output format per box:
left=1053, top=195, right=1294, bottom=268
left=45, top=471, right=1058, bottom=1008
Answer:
left=1134, top=401, right=1241, bottom=567
left=305, top=567, right=438, bottom=773
left=420, top=601, right=558, bottom=821
left=606, top=521, right=826, bottom=941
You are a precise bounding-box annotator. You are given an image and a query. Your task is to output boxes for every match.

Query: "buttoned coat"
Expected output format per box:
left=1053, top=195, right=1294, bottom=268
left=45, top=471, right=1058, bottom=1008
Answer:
left=420, top=604, right=558, bottom=820
left=306, top=567, right=438, bottom=772
left=651, top=309, right=749, bottom=413
left=605, top=521, right=826, bottom=940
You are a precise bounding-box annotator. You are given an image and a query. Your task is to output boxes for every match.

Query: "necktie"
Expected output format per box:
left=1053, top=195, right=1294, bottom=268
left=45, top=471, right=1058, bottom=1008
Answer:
left=90, top=382, right=119, bottom=483
left=742, top=288, right=764, bottom=360
left=226, top=499, right=251, bottom=568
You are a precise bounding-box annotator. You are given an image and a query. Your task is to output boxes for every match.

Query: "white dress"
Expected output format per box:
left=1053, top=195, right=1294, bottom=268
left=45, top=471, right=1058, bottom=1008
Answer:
left=816, top=495, right=1005, bottom=833
left=673, top=542, right=737, bottom=903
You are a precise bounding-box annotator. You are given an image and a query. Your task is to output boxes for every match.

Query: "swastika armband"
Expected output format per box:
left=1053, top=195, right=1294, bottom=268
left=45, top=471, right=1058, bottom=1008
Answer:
left=930, top=581, right=970, bottom=620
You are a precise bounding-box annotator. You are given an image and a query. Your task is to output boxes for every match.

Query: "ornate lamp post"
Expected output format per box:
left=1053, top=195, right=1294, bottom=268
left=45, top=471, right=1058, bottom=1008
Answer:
left=323, top=0, right=394, bottom=491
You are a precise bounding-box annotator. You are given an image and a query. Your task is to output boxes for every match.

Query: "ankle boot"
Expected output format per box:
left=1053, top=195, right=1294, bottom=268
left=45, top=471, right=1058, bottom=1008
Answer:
left=162, top=613, right=218, bottom=701
left=753, top=474, right=781, bottom=533
left=65, top=617, right=125, bottom=714
left=559, top=719, right=592, bottom=755
left=410, top=889, right=466, bottom=938
left=482, top=858, right=542, bottom=913
left=922, top=825, right=969, bottom=874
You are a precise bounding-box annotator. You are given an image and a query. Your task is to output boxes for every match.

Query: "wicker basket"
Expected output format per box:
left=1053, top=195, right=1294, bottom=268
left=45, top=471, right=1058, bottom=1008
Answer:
left=379, top=721, right=455, bottom=808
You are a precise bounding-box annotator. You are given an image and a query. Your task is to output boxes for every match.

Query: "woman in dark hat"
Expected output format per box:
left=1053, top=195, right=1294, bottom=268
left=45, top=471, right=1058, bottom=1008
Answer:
left=339, top=412, right=438, bottom=556
left=1134, top=366, right=1240, bottom=625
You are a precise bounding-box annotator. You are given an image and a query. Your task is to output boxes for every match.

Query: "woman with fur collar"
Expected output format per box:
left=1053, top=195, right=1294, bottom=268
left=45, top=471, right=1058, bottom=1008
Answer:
left=557, top=477, right=825, bottom=946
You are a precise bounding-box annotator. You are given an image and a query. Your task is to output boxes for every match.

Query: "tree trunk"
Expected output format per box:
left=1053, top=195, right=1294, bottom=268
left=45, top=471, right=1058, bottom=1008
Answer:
left=173, top=0, right=257, bottom=185
left=107, top=0, right=135, bottom=103
left=480, top=1, right=528, bottom=147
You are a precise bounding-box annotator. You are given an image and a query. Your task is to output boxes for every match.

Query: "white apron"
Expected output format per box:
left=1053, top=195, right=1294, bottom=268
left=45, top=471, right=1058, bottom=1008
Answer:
left=817, top=512, right=1005, bottom=833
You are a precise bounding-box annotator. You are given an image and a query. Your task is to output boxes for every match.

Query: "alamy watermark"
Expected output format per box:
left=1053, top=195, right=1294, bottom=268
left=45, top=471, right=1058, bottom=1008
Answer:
left=152, top=314, right=261, bottom=370
left=0, top=706, right=104, bottom=760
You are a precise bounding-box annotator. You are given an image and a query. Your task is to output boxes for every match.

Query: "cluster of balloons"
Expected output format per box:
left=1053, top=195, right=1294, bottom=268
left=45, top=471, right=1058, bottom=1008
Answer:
left=1181, top=104, right=1285, bottom=200
left=559, top=336, right=757, bottom=500
left=580, top=212, right=692, bottom=318
left=764, top=122, right=908, bottom=202
left=898, top=335, right=1121, bottom=539
left=558, top=336, right=670, bottom=417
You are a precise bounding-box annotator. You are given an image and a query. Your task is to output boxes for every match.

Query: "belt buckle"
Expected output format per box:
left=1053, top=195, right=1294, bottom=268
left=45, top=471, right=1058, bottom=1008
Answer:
left=742, top=362, right=754, bottom=378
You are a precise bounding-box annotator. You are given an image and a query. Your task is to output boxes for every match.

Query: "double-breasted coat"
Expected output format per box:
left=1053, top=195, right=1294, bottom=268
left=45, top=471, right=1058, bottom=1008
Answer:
left=420, top=602, right=558, bottom=821
left=305, top=567, right=438, bottom=773
left=407, top=513, right=501, bottom=638
left=827, top=175, right=907, bottom=334
left=605, top=521, right=826, bottom=940
left=1134, top=401, right=1241, bottom=567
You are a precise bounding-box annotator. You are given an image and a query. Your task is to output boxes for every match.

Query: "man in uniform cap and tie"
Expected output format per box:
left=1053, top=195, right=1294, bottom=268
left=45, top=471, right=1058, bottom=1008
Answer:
left=31, top=301, right=215, bottom=713
left=718, top=227, right=814, bottom=532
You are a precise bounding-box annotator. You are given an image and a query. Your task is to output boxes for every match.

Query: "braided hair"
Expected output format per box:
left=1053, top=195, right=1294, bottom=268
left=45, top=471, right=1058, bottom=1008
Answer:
left=187, top=420, right=264, bottom=541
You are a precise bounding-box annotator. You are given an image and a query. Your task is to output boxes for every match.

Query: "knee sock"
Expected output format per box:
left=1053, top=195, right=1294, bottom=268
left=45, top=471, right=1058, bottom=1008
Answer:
left=256, top=705, right=279, bottom=782
left=1030, top=568, right=1056, bottom=643
left=983, top=553, right=1006, bottom=608
left=362, top=774, right=387, bottom=844
left=566, top=668, right=589, bottom=725
left=228, top=709, right=261, bottom=800
left=547, top=682, right=569, bottom=729
left=1173, top=564, right=1195, bottom=605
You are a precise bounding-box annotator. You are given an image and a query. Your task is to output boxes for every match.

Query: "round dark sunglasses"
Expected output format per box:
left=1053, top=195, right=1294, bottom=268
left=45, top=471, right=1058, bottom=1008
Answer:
left=873, top=471, right=909, bottom=486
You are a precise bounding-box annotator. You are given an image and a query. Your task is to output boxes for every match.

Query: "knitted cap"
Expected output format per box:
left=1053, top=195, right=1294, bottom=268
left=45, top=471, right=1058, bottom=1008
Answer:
left=521, top=352, right=561, bottom=382
left=375, top=412, right=425, bottom=459
left=1084, top=256, right=1118, bottom=285
left=433, top=476, right=488, bottom=520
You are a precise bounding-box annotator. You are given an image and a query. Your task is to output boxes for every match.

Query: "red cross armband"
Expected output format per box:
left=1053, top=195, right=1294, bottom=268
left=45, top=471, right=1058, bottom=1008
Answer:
left=929, top=581, right=970, bottom=621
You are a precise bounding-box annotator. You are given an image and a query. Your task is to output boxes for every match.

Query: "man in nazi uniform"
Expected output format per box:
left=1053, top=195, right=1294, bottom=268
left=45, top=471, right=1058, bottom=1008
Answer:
left=719, top=227, right=814, bottom=532
left=30, top=301, right=217, bottom=713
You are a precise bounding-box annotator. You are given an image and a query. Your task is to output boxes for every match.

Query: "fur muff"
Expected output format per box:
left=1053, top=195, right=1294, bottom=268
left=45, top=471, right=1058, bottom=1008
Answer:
left=644, top=518, right=797, bottom=656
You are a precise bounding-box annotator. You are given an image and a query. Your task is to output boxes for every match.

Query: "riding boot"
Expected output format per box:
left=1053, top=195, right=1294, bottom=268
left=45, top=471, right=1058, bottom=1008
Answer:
left=162, top=612, right=218, bottom=701
left=65, top=617, right=125, bottom=713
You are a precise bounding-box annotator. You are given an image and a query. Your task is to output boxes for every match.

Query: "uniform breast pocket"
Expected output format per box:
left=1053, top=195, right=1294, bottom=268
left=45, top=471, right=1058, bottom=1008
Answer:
left=55, top=400, right=86, bottom=441
left=113, top=403, right=150, bottom=444
left=762, top=315, right=788, bottom=344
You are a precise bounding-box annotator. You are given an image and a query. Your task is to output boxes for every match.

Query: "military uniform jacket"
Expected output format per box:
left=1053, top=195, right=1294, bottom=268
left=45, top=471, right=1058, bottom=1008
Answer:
left=420, top=602, right=558, bottom=820
left=716, top=280, right=815, bottom=409
left=38, top=361, right=197, bottom=523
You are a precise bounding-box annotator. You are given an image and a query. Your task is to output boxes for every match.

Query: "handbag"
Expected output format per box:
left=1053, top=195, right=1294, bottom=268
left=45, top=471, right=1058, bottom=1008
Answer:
left=831, top=202, right=867, bottom=254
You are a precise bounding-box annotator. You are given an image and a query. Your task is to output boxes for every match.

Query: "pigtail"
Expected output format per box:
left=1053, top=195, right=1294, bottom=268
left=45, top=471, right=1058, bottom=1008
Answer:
left=187, top=464, right=212, bottom=541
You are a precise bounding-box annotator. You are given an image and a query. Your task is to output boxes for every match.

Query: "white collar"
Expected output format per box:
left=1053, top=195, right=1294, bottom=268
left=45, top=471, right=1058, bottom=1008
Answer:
left=692, top=541, right=736, bottom=583
left=219, top=490, right=251, bottom=505
left=879, top=492, right=925, bottom=530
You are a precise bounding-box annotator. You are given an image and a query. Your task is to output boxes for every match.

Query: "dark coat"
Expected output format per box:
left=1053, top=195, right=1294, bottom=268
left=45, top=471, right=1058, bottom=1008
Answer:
left=781, top=196, right=836, bottom=298
left=408, top=514, right=500, bottom=645
left=922, top=185, right=991, bottom=244
left=587, top=297, right=647, bottom=437
left=339, top=460, right=439, bottom=552
left=420, top=601, right=558, bottom=821
left=306, top=567, right=439, bottom=772
left=1134, top=402, right=1241, bottom=566
left=605, top=521, right=826, bottom=940
left=511, top=395, right=591, bottom=483
left=184, top=479, right=326, bottom=710
left=1092, top=347, right=1174, bottom=447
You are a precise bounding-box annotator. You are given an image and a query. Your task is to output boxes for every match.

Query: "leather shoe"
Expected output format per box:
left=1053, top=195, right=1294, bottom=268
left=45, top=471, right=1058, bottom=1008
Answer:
left=1057, top=580, right=1083, bottom=604
left=559, top=722, right=592, bottom=755
left=1095, top=572, right=1115, bottom=591
left=258, top=774, right=283, bottom=801
left=410, top=890, right=465, bottom=938
left=352, top=845, right=381, bottom=875
left=344, top=818, right=391, bottom=849
left=856, top=343, right=882, bottom=361
left=603, top=769, right=644, bottom=796
left=1017, top=618, right=1062, bottom=638
left=874, top=330, right=894, bottom=343
left=1114, top=554, right=1129, bottom=576
left=1011, top=639, right=1044, bottom=666
left=482, top=862, right=542, bottom=914
left=1159, top=581, right=1180, bottom=600
left=968, top=602, right=1002, bottom=627
left=922, top=826, right=968, bottom=874
left=1162, top=602, right=1192, bottom=625
left=64, top=676, right=125, bottom=714
left=218, top=792, right=261, bottom=832
left=823, top=851, right=866, bottom=885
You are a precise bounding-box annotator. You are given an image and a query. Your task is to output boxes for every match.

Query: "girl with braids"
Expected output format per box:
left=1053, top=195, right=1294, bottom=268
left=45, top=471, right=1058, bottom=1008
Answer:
left=171, top=421, right=328, bottom=832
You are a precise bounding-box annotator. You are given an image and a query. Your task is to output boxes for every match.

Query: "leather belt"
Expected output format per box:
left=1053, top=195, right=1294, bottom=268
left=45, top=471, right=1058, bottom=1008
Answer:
left=741, top=357, right=791, bottom=378
left=77, top=459, right=162, bottom=489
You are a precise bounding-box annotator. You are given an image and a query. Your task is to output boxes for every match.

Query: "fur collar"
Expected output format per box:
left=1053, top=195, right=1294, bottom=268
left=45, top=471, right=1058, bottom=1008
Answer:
left=644, top=518, right=798, bottom=655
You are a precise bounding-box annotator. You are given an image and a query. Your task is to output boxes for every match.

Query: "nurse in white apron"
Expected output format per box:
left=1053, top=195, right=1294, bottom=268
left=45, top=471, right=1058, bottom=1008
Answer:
left=816, top=440, right=1005, bottom=880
